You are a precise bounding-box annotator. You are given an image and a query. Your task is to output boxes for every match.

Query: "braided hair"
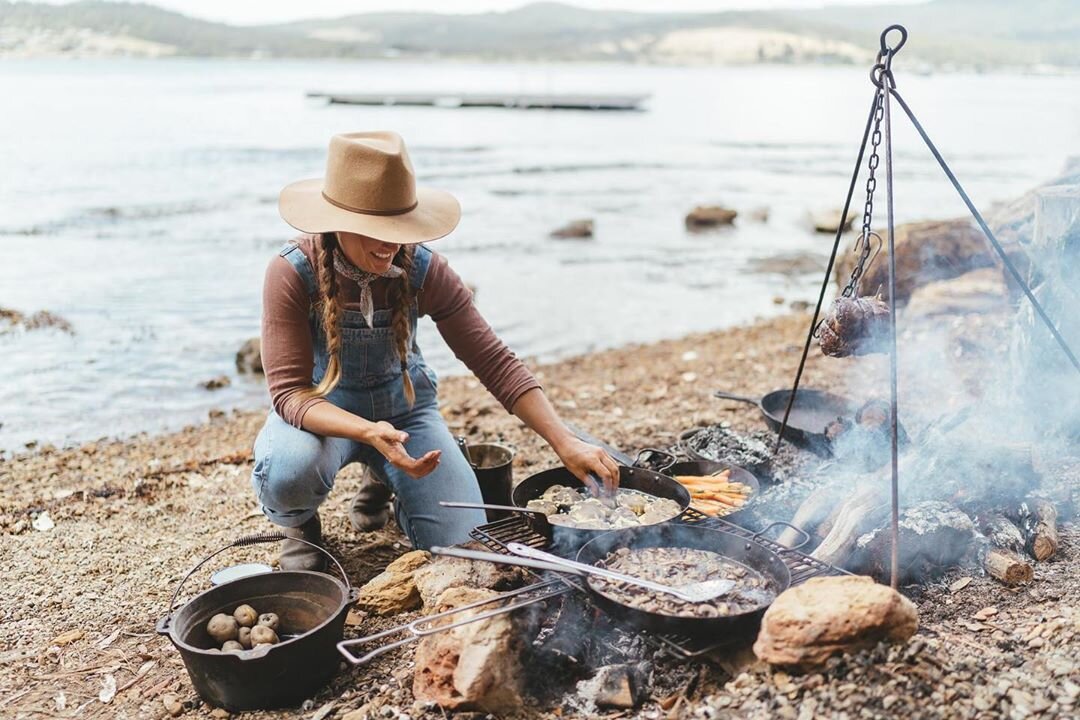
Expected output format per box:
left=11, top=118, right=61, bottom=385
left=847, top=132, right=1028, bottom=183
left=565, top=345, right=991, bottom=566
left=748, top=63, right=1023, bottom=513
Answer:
left=387, top=246, right=417, bottom=407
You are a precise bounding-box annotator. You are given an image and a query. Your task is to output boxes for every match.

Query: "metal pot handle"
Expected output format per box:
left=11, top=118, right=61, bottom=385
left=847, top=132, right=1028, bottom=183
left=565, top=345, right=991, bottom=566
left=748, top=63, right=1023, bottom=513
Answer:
left=712, top=390, right=761, bottom=405
left=164, top=532, right=351, bottom=617
left=633, top=448, right=676, bottom=473
left=751, top=521, right=811, bottom=551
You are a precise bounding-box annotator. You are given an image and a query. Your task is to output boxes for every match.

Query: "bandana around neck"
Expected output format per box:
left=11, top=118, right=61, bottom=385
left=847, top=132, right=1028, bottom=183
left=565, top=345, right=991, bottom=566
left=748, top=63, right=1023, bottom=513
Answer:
left=333, top=248, right=405, bottom=329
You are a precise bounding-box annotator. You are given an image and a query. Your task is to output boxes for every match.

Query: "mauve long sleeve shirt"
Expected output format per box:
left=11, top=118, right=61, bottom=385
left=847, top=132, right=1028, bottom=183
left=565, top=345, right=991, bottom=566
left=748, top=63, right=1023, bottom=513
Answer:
left=261, top=235, right=540, bottom=427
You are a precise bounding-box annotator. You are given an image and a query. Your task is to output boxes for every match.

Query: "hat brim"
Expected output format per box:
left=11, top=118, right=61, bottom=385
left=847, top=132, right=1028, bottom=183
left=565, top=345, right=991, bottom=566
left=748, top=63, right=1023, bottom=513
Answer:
left=279, top=178, right=460, bottom=245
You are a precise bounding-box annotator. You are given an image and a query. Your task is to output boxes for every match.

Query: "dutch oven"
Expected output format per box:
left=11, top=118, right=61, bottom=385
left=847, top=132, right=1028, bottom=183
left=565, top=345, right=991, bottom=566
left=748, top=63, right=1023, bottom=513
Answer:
left=157, top=533, right=359, bottom=711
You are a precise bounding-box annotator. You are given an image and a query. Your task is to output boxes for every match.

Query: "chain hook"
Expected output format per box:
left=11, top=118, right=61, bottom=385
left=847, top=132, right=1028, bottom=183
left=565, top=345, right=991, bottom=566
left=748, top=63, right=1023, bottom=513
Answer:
left=879, top=24, right=908, bottom=56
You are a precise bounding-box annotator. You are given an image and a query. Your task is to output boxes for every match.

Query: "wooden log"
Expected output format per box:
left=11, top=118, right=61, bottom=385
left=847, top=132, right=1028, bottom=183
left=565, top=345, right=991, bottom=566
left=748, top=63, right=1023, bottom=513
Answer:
left=1016, top=499, right=1059, bottom=561
left=983, top=547, right=1034, bottom=585
left=978, top=513, right=1026, bottom=554
left=811, top=485, right=889, bottom=568
left=779, top=483, right=845, bottom=548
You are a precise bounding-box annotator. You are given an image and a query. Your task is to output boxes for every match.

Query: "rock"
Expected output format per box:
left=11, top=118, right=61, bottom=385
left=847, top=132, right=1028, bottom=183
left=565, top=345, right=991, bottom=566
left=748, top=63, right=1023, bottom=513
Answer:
left=834, top=218, right=991, bottom=304
left=905, top=268, right=1007, bottom=319
left=748, top=252, right=825, bottom=277
left=0, top=307, right=75, bottom=335
left=200, top=375, right=231, bottom=391
left=747, top=206, right=770, bottom=223
left=412, top=587, right=524, bottom=712
left=685, top=205, right=737, bottom=229
left=162, top=694, right=183, bottom=717
left=753, top=575, right=918, bottom=668
left=550, top=219, right=594, bottom=239
left=810, top=208, right=855, bottom=234
left=412, top=544, right=528, bottom=607
left=355, top=550, right=431, bottom=616
left=235, top=337, right=263, bottom=375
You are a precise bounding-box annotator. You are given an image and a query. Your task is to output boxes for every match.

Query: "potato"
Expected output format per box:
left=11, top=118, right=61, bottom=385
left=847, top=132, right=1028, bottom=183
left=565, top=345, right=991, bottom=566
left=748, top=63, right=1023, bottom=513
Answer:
left=257, top=613, right=280, bottom=631
left=233, top=604, right=258, bottom=628
left=206, top=613, right=239, bottom=644
left=237, top=626, right=252, bottom=649
left=249, top=625, right=279, bottom=645
left=221, top=640, right=244, bottom=653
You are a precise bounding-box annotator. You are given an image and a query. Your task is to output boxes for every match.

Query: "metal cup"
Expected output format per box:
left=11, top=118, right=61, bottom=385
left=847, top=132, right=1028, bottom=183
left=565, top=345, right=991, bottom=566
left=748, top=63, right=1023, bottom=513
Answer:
left=457, top=439, right=515, bottom=521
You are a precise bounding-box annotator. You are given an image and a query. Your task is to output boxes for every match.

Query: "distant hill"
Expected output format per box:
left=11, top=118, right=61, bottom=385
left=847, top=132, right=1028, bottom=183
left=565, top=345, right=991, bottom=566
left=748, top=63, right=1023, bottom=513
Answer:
left=1, top=0, right=1077, bottom=69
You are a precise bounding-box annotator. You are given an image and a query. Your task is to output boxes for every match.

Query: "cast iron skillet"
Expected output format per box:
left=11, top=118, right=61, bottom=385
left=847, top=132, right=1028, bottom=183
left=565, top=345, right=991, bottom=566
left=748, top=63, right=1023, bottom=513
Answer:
left=573, top=524, right=792, bottom=638
left=662, top=459, right=760, bottom=526
left=712, top=388, right=856, bottom=454
left=511, top=465, right=691, bottom=553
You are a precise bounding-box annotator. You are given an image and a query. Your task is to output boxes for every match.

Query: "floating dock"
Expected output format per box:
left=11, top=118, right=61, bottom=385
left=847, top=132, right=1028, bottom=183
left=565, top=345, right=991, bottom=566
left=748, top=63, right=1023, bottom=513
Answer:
left=306, top=91, right=648, bottom=112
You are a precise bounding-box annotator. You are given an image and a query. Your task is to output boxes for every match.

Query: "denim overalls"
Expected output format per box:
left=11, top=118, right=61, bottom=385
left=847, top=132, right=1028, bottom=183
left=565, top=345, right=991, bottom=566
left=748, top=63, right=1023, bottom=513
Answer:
left=250, top=242, right=486, bottom=549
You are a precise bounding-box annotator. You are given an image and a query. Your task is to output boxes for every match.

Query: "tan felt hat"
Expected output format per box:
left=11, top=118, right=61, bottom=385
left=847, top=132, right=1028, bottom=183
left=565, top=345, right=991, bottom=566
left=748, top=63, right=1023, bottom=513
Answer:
left=279, top=131, right=460, bottom=245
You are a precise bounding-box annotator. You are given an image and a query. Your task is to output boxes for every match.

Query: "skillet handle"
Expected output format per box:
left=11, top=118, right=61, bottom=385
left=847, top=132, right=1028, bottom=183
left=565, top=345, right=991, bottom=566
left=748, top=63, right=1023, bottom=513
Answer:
left=752, top=521, right=811, bottom=551
left=634, top=448, right=676, bottom=473
left=713, top=390, right=761, bottom=405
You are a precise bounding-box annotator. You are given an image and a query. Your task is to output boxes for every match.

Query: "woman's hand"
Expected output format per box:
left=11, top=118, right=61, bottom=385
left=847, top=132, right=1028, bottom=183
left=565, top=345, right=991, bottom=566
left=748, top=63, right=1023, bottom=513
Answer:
left=554, top=437, right=621, bottom=497
left=366, top=421, right=441, bottom=478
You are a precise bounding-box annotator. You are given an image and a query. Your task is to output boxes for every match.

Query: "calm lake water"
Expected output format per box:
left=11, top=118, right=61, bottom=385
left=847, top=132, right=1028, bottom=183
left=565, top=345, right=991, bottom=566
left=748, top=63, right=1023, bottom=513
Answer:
left=1, top=58, right=1077, bottom=451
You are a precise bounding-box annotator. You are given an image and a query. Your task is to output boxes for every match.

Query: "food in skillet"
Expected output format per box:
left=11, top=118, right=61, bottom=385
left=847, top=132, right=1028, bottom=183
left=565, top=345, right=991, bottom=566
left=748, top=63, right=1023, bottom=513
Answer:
left=590, top=546, right=775, bottom=618
left=818, top=294, right=890, bottom=358
left=525, top=484, right=682, bottom=529
left=673, top=469, right=754, bottom=517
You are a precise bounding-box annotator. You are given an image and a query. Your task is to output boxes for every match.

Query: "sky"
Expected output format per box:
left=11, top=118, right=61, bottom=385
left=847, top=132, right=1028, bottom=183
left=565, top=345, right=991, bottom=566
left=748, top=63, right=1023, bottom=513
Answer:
left=23, top=0, right=929, bottom=26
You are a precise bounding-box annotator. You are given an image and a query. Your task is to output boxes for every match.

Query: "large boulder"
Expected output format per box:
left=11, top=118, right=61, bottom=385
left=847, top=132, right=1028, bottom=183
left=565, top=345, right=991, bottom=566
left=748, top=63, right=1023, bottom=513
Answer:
left=753, top=575, right=918, bottom=669
left=834, top=218, right=991, bottom=304
left=354, top=550, right=430, bottom=616
left=810, top=208, right=855, bottom=234
left=235, top=337, right=263, bottom=375
left=904, top=267, right=1007, bottom=319
left=413, top=545, right=529, bottom=607
left=412, top=586, right=525, bottom=712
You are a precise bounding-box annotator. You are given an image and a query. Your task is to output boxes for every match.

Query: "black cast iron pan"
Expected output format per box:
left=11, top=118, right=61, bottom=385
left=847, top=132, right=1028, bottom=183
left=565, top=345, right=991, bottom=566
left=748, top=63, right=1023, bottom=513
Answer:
left=433, top=523, right=801, bottom=640
left=712, top=388, right=856, bottom=454
left=662, top=459, right=760, bottom=526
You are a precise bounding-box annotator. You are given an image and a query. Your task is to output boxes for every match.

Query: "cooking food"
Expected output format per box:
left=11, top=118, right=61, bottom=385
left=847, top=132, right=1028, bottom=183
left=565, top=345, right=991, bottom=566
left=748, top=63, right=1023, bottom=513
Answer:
left=524, top=484, right=682, bottom=529
left=206, top=605, right=281, bottom=652
left=257, top=612, right=280, bottom=631
left=206, top=613, right=239, bottom=644
left=674, top=470, right=754, bottom=517
left=250, top=625, right=280, bottom=646
left=818, top=295, right=890, bottom=358
left=590, top=546, right=775, bottom=618
left=232, top=604, right=258, bottom=628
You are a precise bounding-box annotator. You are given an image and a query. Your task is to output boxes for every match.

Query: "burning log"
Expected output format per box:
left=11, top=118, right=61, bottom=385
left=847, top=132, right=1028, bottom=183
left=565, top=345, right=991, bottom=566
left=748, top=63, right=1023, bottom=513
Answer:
left=851, top=501, right=976, bottom=584
left=1014, top=499, right=1059, bottom=561
left=810, top=484, right=889, bottom=568
left=779, top=484, right=845, bottom=548
left=977, top=514, right=1026, bottom=555
left=981, top=547, right=1034, bottom=586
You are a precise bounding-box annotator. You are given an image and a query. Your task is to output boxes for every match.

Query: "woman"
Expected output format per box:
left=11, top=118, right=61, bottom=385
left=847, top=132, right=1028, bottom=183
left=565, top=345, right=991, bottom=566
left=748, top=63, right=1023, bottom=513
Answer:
left=252, top=131, right=620, bottom=570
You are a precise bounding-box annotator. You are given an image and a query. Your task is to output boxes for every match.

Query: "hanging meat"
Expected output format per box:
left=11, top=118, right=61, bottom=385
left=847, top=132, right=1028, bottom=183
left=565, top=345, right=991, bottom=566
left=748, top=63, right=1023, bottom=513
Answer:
left=818, top=294, right=891, bottom=357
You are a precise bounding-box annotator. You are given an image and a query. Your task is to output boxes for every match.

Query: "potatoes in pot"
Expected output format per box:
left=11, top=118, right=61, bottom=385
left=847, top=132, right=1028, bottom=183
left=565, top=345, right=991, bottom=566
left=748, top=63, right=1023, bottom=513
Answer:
left=232, top=604, right=258, bottom=628
left=206, top=613, right=239, bottom=644
left=249, top=625, right=279, bottom=646
left=257, top=613, right=280, bottom=631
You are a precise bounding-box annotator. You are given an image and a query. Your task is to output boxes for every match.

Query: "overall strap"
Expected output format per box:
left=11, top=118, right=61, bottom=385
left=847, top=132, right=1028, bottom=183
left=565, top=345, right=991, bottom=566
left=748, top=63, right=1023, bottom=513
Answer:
left=279, top=242, right=319, bottom=300
left=409, top=244, right=434, bottom=293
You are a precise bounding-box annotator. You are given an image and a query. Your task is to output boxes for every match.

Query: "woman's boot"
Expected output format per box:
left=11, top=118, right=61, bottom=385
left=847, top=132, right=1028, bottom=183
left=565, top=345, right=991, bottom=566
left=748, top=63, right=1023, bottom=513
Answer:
left=278, top=514, right=326, bottom=572
left=349, top=466, right=392, bottom=532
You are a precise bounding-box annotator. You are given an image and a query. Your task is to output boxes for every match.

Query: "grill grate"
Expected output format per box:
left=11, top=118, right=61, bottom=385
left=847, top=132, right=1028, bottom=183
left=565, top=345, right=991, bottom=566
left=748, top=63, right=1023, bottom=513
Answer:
left=470, top=508, right=848, bottom=659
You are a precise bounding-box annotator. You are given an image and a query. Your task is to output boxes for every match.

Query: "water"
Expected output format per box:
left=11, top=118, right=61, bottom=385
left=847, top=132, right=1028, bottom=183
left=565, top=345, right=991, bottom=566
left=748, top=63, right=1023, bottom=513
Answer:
left=1, top=58, right=1077, bottom=451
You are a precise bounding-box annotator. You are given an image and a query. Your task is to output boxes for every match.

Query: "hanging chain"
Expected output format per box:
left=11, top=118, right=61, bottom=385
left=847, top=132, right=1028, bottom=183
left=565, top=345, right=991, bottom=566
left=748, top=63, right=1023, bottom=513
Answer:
left=840, top=86, right=887, bottom=298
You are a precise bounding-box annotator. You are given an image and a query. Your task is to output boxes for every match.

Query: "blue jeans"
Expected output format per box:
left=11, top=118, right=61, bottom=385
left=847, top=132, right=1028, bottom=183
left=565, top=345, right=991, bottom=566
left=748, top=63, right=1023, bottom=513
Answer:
left=250, top=399, right=486, bottom=550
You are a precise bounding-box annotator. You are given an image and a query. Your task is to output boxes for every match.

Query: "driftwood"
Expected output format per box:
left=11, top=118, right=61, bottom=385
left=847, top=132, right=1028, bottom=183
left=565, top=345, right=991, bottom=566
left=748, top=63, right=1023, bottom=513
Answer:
left=982, top=547, right=1034, bottom=585
left=1015, top=499, right=1059, bottom=561
left=811, top=485, right=889, bottom=568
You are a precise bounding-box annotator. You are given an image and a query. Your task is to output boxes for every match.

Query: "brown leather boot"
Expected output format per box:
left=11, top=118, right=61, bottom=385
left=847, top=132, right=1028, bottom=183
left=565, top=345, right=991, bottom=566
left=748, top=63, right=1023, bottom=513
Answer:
left=278, top=514, right=326, bottom=572
left=348, top=466, right=392, bottom=533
